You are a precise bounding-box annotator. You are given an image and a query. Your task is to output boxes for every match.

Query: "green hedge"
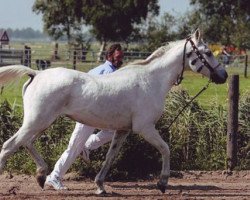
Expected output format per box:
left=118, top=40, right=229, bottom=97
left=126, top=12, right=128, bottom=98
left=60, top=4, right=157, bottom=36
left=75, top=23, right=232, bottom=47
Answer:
left=0, top=90, right=249, bottom=180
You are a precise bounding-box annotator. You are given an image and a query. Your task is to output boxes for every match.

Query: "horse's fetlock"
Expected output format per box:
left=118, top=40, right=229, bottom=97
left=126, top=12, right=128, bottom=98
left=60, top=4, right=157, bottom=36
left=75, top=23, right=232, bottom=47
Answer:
left=36, top=167, right=47, bottom=175
left=160, top=174, right=169, bottom=183
left=36, top=173, right=46, bottom=189
left=95, top=178, right=103, bottom=186
left=157, top=174, right=169, bottom=193
left=157, top=181, right=167, bottom=193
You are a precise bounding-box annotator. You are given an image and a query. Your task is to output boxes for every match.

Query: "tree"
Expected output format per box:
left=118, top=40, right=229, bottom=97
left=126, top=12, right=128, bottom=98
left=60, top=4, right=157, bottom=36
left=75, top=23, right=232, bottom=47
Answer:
left=139, top=13, right=178, bottom=51
left=176, top=11, right=202, bottom=40
left=190, top=0, right=250, bottom=48
left=82, top=0, right=160, bottom=53
left=33, top=0, right=84, bottom=44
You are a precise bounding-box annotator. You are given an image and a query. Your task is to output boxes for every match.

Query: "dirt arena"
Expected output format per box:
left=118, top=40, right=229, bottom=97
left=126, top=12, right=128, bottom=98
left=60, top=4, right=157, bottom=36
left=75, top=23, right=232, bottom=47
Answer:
left=0, top=171, right=249, bottom=200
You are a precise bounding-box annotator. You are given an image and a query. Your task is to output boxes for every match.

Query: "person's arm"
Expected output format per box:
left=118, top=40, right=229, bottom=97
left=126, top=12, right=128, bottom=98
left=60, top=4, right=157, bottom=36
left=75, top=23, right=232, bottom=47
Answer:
left=101, top=67, right=115, bottom=75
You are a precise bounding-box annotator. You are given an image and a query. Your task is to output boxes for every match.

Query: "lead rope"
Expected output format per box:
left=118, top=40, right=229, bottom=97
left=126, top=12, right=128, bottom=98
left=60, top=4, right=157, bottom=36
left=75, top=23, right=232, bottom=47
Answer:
left=167, top=80, right=211, bottom=130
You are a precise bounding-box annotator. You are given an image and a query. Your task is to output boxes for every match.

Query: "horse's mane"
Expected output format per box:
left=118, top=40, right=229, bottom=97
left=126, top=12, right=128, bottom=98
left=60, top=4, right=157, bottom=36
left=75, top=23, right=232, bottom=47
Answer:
left=130, top=41, right=183, bottom=65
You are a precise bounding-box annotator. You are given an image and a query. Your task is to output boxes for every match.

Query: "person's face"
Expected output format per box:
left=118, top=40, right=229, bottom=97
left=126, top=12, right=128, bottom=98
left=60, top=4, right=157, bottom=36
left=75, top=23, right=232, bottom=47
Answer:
left=110, top=50, right=124, bottom=68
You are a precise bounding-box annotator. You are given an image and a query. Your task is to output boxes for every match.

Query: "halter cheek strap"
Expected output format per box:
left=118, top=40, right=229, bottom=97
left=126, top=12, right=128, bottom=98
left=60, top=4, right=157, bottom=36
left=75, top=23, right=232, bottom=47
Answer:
left=188, top=38, right=216, bottom=73
left=175, top=37, right=221, bottom=85
left=175, top=38, right=189, bottom=85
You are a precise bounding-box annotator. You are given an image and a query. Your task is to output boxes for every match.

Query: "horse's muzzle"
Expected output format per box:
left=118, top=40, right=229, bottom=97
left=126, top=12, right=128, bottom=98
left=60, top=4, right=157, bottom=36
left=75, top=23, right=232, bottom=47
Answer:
left=210, top=69, right=228, bottom=84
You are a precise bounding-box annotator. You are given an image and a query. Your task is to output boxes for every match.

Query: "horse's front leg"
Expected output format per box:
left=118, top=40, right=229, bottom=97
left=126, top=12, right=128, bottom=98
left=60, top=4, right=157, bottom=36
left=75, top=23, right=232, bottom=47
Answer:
left=94, top=130, right=129, bottom=195
left=139, top=125, right=170, bottom=193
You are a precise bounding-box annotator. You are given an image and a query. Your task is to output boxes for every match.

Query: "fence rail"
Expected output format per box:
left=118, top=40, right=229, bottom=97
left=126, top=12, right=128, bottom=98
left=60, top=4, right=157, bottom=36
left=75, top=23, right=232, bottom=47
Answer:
left=0, top=46, right=249, bottom=75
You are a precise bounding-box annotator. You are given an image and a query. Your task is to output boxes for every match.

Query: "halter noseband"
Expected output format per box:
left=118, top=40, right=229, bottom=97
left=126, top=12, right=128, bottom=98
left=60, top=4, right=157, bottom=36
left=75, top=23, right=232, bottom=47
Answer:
left=176, top=37, right=221, bottom=85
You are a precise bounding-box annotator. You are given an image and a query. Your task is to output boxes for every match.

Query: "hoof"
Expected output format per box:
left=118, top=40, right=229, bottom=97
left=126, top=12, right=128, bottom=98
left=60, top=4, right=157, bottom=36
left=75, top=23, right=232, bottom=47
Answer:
left=157, top=182, right=166, bottom=193
left=95, top=188, right=107, bottom=195
left=36, top=175, right=46, bottom=189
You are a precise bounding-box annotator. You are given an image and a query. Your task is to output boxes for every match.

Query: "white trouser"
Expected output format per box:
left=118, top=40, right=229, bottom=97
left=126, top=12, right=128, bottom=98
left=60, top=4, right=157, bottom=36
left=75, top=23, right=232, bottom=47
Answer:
left=85, top=130, right=113, bottom=150
left=51, top=122, right=113, bottom=179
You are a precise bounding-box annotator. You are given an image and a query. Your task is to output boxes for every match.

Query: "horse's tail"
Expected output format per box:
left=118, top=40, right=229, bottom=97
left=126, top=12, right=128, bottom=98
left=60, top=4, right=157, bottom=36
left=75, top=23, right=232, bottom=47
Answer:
left=0, top=65, right=38, bottom=86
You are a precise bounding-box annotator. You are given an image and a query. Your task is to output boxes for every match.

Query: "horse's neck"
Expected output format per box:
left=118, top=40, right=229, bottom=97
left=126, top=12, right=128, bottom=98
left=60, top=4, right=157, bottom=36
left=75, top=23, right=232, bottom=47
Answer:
left=148, top=42, right=184, bottom=94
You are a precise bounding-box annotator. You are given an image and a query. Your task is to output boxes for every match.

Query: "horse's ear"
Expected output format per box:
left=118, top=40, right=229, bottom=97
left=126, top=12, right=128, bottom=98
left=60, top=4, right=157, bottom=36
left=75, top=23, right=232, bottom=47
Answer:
left=194, top=28, right=202, bottom=42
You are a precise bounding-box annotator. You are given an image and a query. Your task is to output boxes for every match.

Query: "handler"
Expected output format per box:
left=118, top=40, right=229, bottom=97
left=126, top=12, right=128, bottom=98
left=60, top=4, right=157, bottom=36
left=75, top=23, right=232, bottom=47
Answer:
left=45, top=43, right=124, bottom=190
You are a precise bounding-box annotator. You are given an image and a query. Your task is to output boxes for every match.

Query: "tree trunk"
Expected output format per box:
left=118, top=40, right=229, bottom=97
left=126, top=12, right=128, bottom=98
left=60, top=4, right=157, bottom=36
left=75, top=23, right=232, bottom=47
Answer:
left=97, top=41, right=107, bottom=62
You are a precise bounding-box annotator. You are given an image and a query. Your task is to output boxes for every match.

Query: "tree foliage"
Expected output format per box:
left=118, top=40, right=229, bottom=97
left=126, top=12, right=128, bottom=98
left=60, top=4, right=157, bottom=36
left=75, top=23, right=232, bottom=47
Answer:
left=33, top=0, right=84, bottom=43
left=82, top=0, right=159, bottom=43
left=190, top=0, right=250, bottom=48
left=33, top=0, right=159, bottom=45
left=0, top=28, right=47, bottom=40
left=140, top=13, right=177, bottom=51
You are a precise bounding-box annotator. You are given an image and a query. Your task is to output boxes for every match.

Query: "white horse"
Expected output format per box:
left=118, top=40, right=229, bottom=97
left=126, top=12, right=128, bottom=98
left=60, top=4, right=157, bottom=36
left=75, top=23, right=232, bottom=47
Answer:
left=0, top=30, right=227, bottom=194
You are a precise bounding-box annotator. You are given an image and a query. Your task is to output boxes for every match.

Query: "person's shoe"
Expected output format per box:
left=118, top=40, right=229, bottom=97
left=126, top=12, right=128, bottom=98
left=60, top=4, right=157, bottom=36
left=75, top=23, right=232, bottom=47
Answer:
left=45, top=175, right=68, bottom=190
left=82, top=148, right=90, bottom=163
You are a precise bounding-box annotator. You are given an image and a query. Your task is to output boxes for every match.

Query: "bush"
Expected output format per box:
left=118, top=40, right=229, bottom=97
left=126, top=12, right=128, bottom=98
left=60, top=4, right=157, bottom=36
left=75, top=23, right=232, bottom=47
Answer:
left=238, top=92, right=250, bottom=169
left=0, top=100, right=22, bottom=144
left=159, top=90, right=227, bottom=170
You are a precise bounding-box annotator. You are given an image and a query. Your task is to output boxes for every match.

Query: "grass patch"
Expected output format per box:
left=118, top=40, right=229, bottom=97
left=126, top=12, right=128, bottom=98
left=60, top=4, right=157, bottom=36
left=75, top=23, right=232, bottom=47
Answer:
left=181, top=68, right=250, bottom=107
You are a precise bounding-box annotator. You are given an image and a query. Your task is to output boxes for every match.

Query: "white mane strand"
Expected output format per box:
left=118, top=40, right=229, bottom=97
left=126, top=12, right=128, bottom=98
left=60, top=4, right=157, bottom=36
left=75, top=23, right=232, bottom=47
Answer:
left=129, top=40, right=185, bottom=66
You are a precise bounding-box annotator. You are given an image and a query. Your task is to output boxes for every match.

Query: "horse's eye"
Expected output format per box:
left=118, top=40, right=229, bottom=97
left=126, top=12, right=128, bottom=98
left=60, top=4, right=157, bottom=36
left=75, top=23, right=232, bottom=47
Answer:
left=191, top=58, right=198, bottom=65
left=186, top=52, right=192, bottom=58
left=205, top=51, right=212, bottom=57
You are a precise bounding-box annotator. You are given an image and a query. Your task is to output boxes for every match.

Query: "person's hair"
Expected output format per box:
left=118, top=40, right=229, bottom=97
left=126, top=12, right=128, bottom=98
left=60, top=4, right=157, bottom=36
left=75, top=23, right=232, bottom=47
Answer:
left=105, top=43, right=122, bottom=59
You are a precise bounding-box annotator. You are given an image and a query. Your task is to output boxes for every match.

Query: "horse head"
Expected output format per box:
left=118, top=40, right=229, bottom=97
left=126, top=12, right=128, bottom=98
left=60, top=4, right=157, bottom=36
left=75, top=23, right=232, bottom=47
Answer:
left=185, top=29, right=228, bottom=84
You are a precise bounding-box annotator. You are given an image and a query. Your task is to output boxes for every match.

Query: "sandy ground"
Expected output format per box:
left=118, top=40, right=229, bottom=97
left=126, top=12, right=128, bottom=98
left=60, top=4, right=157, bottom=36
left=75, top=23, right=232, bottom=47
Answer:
left=0, top=171, right=249, bottom=200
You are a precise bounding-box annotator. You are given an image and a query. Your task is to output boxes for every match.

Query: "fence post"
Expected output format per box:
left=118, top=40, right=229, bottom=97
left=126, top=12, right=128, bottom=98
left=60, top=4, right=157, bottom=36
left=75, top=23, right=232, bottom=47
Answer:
left=227, top=75, right=239, bottom=171
left=244, top=55, right=248, bottom=78
left=73, top=50, right=77, bottom=70
left=24, top=45, right=31, bottom=67
left=53, top=42, right=59, bottom=60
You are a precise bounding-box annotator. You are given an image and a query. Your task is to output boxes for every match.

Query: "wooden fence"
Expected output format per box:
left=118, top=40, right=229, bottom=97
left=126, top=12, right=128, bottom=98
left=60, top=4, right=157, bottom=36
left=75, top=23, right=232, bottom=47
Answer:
left=0, top=46, right=31, bottom=67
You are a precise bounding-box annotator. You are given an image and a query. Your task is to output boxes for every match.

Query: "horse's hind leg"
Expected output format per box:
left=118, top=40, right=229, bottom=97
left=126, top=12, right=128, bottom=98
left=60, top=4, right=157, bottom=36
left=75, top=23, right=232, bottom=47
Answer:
left=94, top=131, right=129, bottom=195
left=0, top=125, right=37, bottom=174
left=140, top=126, right=170, bottom=193
left=0, top=119, right=54, bottom=188
left=26, top=138, right=48, bottom=188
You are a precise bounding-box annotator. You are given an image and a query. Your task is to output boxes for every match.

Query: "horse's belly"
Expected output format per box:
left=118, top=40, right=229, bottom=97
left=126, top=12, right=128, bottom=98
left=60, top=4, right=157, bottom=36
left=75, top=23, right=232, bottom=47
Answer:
left=69, top=110, right=132, bottom=130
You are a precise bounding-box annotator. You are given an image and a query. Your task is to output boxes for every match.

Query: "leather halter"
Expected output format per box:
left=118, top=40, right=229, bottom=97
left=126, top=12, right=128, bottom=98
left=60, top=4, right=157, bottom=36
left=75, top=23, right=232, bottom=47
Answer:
left=176, top=37, right=221, bottom=85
